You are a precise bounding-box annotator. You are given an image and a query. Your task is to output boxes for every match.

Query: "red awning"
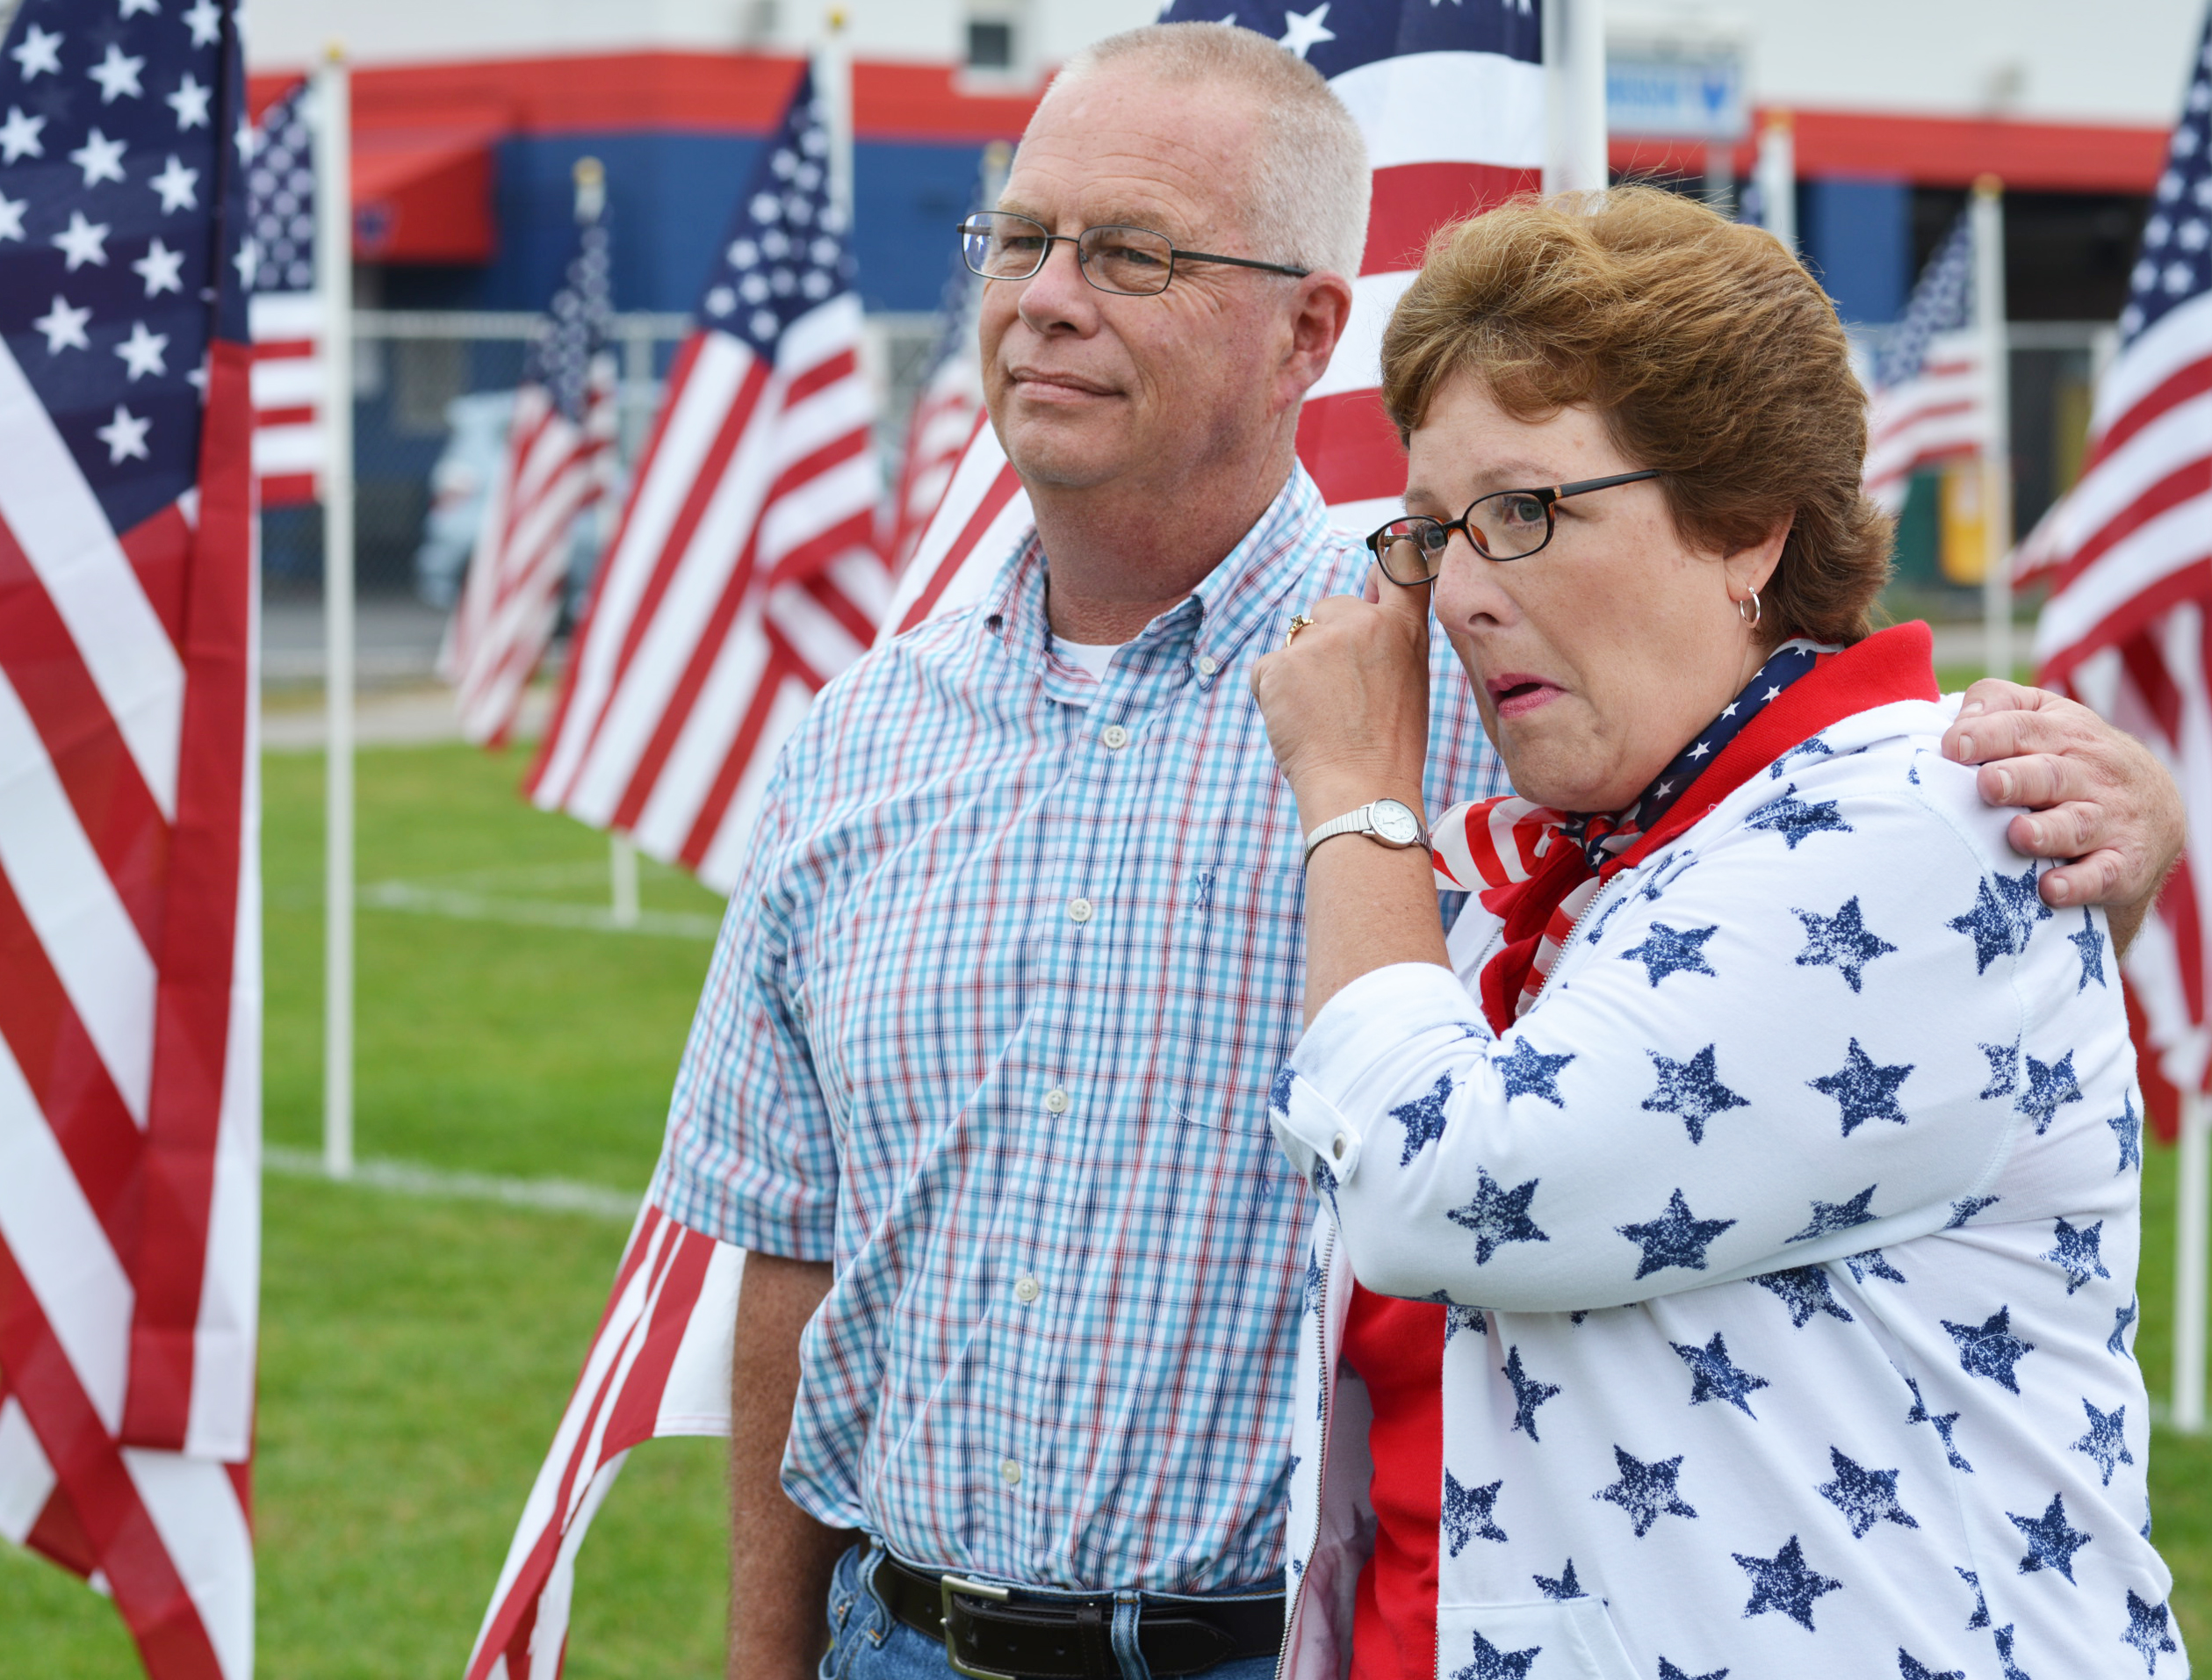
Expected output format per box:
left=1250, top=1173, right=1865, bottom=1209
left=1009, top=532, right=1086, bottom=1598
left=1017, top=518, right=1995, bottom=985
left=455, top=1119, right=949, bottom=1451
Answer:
left=351, top=119, right=499, bottom=263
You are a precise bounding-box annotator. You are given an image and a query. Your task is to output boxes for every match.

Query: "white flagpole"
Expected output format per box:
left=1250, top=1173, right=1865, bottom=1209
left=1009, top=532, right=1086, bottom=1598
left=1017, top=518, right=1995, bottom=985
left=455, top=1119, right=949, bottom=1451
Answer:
left=1753, top=110, right=1795, bottom=252
left=2180, top=1093, right=2210, bottom=1431
left=1972, top=176, right=2012, bottom=685
left=823, top=7, right=854, bottom=220
left=1541, top=0, right=1608, bottom=195
left=319, top=45, right=356, bottom=1179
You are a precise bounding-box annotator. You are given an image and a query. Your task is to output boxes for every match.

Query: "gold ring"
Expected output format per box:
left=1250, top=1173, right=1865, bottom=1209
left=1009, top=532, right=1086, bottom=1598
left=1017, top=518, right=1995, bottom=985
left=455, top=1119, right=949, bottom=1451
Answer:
left=1285, top=613, right=1315, bottom=647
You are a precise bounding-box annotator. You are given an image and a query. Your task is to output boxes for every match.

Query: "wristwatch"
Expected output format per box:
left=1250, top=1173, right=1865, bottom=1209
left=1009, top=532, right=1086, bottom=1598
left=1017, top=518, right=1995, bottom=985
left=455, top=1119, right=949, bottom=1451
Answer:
left=1303, top=797, right=1430, bottom=863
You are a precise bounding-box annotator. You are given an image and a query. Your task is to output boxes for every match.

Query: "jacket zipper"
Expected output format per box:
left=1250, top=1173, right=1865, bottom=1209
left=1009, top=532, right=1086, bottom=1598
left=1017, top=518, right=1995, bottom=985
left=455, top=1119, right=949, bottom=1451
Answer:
left=1274, top=1225, right=1337, bottom=1680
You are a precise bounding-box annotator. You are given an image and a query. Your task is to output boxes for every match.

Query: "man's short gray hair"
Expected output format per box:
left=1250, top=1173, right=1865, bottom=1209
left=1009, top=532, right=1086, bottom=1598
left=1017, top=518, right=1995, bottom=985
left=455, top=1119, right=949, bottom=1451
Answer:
left=1037, top=22, right=1370, bottom=282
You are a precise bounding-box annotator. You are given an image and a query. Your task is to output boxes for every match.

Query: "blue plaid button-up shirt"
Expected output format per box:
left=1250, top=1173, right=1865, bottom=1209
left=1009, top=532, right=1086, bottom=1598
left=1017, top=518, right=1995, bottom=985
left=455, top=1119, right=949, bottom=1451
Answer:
left=654, top=467, right=1508, bottom=1592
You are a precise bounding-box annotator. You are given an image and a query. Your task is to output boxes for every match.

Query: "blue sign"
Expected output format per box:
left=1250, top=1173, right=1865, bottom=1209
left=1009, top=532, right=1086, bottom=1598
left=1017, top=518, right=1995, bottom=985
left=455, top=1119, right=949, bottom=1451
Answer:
left=1608, top=55, right=1746, bottom=141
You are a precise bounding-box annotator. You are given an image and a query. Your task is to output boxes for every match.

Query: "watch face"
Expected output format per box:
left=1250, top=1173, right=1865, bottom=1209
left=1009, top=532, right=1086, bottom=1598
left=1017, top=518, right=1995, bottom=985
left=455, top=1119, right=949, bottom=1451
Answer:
left=1371, top=799, right=1421, bottom=846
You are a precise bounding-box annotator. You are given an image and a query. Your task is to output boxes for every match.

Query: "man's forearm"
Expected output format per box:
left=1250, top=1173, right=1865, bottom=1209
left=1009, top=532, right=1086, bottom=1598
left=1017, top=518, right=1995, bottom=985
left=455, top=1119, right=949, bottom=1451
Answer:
left=730, top=1253, right=853, bottom=1680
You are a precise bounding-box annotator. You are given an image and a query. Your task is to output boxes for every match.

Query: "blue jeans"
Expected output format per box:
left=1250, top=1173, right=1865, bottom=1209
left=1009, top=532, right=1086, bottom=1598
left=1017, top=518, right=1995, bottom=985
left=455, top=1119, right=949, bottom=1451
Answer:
left=819, top=1545, right=1282, bottom=1680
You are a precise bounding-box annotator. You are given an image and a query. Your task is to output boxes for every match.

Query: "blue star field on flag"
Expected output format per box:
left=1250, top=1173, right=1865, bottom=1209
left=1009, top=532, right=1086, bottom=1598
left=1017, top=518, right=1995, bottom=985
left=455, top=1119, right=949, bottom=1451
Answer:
left=1945, top=1307, right=2035, bottom=1393
left=1501, top=1345, right=1560, bottom=1441
left=1793, top=897, right=1898, bottom=992
left=1441, top=1468, right=1508, bottom=1554
left=0, top=0, right=249, bottom=534
left=1817, top=1446, right=1919, bottom=1539
left=1670, top=1331, right=1770, bottom=1418
left=1495, top=1040, right=1573, bottom=1106
left=1906, top=1375, right=1973, bottom=1473
left=1808, top=1040, right=1914, bottom=1136
left=695, top=66, right=853, bottom=357
left=1594, top=1446, right=1697, bottom=1537
left=2122, top=21, right=2212, bottom=346
left=529, top=191, right=612, bottom=422
left=1618, top=922, right=1718, bottom=987
left=245, top=77, right=312, bottom=295
left=2008, top=1492, right=2093, bottom=1583
left=1877, top=206, right=1976, bottom=390
left=2071, top=1398, right=2133, bottom=1487
left=1641, top=1044, right=1747, bottom=1144
left=1754, top=1265, right=1855, bottom=1329
left=1788, top=1184, right=1880, bottom=1244
left=1618, top=1188, right=1735, bottom=1279
left=1733, top=1535, right=1844, bottom=1632
left=1447, top=1167, right=1548, bottom=1264
left=1154, top=1, right=1542, bottom=80
left=1390, top=1071, right=1452, bottom=1164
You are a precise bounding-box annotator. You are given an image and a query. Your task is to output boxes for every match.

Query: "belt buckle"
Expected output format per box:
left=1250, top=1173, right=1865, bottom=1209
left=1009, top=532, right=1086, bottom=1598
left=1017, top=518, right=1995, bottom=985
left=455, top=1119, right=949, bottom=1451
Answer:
left=938, top=1573, right=1020, bottom=1680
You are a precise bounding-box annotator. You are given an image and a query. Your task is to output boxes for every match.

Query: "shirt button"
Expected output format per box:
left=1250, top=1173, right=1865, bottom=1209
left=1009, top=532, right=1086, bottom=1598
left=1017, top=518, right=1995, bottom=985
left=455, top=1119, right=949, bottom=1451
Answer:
left=999, top=1458, right=1023, bottom=1486
left=1013, top=1276, right=1041, bottom=1304
left=1068, top=897, right=1092, bottom=924
left=1195, top=655, right=1220, bottom=677
left=1330, top=1132, right=1351, bottom=1161
left=1044, top=1088, right=1071, bottom=1114
left=1101, top=723, right=1129, bottom=750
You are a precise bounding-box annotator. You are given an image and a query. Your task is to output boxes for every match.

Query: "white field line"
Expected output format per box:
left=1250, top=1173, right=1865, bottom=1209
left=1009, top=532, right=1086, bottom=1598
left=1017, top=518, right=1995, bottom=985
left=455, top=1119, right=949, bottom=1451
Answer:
left=359, top=878, right=721, bottom=941
left=263, top=1145, right=641, bottom=1222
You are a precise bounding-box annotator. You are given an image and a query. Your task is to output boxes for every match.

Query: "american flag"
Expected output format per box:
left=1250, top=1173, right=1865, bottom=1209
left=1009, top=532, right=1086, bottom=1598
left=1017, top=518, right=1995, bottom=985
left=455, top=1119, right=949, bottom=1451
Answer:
left=883, top=177, right=991, bottom=579
left=882, top=0, right=1546, bottom=638
left=1863, top=205, right=1989, bottom=514
left=2027, top=12, right=2212, bottom=1134
left=246, top=78, right=323, bottom=507
left=525, top=68, right=887, bottom=891
left=0, top=0, right=259, bottom=1674
left=473, top=9, right=1542, bottom=1669
left=443, top=182, right=619, bottom=746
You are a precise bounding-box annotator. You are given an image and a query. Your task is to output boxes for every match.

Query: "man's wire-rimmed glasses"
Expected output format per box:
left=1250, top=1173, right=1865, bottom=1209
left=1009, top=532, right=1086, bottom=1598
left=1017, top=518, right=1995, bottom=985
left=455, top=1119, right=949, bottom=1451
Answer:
left=956, top=210, right=1312, bottom=297
left=1364, top=469, right=1668, bottom=585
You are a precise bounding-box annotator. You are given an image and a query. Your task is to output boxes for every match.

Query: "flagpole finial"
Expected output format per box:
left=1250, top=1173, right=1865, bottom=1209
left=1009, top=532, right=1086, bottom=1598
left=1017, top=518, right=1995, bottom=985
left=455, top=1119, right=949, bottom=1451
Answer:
left=1763, top=105, right=1792, bottom=131
left=828, top=6, right=847, bottom=32
left=1974, top=172, right=2004, bottom=199
left=573, top=156, right=607, bottom=223
left=323, top=40, right=346, bottom=64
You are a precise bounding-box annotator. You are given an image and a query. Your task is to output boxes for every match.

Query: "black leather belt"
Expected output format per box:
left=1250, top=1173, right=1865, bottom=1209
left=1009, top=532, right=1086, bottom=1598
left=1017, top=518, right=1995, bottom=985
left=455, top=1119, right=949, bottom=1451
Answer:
left=868, top=1547, right=1284, bottom=1680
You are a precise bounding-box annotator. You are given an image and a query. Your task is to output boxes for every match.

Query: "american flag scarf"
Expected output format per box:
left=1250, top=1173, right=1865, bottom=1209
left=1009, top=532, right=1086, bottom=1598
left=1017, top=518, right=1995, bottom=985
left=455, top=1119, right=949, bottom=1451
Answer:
left=1430, top=637, right=1863, bottom=1034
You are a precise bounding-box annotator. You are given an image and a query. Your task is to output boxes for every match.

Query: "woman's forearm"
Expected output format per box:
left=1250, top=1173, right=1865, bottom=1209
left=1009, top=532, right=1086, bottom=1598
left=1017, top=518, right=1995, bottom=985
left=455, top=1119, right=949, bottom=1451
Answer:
left=1296, top=773, right=1451, bottom=1027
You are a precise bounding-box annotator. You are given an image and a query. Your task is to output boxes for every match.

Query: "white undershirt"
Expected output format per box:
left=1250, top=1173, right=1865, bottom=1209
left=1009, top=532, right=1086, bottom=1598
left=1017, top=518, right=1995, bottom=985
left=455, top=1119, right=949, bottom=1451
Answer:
left=1050, top=634, right=1123, bottom=702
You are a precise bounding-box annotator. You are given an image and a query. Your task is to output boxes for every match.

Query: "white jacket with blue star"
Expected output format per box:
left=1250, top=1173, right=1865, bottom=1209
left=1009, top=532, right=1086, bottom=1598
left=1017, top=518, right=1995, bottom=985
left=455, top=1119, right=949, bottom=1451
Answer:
left=1272, top=696, right=2182, bottom=1680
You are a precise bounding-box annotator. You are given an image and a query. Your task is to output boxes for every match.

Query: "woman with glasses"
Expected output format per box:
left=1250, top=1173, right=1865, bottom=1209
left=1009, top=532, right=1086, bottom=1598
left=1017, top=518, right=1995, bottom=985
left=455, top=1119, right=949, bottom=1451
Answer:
left=1250, top=186, right=2179, bottom=1680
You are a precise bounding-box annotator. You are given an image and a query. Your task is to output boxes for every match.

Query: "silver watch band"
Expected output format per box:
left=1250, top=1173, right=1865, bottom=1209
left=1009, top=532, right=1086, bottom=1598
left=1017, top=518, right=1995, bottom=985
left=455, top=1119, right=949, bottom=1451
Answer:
left=1303, top=802, right=1430, bottom=863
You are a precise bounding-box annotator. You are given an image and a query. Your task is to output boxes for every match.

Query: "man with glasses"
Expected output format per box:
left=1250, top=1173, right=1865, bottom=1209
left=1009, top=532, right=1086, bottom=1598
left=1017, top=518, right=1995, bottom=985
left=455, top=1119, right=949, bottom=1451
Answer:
left=651, top=24, right=2180, bottom=1680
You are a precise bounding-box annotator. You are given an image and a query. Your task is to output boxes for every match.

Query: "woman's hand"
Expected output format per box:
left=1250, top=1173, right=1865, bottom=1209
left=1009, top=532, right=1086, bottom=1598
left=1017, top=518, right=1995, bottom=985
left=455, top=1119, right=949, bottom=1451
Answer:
left=1250, top=565, right=1434, bottom=829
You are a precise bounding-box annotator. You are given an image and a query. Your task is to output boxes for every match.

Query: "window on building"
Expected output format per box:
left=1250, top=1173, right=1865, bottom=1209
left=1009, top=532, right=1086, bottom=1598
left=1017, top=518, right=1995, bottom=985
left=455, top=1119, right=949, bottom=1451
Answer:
left=968, top=19, right=1014, bottom=70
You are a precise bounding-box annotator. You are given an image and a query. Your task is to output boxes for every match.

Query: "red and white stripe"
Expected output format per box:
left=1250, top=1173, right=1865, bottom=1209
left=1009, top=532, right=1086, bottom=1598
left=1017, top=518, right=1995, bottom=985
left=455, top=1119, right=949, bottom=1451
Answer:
left=0, top=338, right=259, bottom=1676
left=465, top=1206, right=742, bottom=1680
left=1863, top=328, right=1990, bottom=515
left=526, top=295, right=890, bottom=891
left=885, top=325, right=987, bottom=578
left=881, top=47, right=1545, bottom=642
left=249, top=290, right=327, bottom=508
left=443, top=357, right=619, bottom=746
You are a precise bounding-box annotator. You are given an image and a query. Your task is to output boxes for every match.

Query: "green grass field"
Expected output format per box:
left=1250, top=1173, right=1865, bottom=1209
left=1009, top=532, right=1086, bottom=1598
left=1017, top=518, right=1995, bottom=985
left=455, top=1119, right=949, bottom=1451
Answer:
left=5, top=732, right=2212, bottom=1675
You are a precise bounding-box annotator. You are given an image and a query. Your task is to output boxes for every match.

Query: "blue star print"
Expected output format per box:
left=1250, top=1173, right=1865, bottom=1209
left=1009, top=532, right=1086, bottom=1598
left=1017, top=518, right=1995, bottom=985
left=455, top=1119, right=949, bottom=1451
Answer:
left=1793, top=897, right=1898, bottom=992
left=1502, top=1346, right=1560, bottom=1441
left=2042, top=1216, right=2111, bottom=1294
left=1770, top=735, right=1836, bottom=777
left=1788, top=1184, right=1880, bottom=1244
left=1898, top=1653, right=1964, bottom=1680
left=1958, top=1567, right=1990, bottom=1629
left=1947, top=1195, right=2000, bottom=1229
left=1993, top=1624, right=2030, bottom=1680
left=2111, top=1298, right=2139, bottom=1359
left=1906, top=1375, right=1973, bottom=1473
left=2016, top=1051, right=2084, bottom=1136
left=1390, top=1072, right=1452, bottom=1164
left=1447, top=1168, right=1549, bottom=1264
left=1618, top=1188, right=1736, bottom=1279
left=2008, top=1493, right=2092, bottom=1583
left=2071, top=1399, right=2134, bottom=1487
left=1844, top=1249, right=1907, bottom=1286
left=1452, top=1629, right=1538, bottom=1680
left=1270, top=1064, right=1294, bottom=1116
left=1978, top=1040, right=2020, bottom=1100
left=1311, top=1155, right=1338, bottom=1216
left=1441, top=1469, right=1508, bottom=1554
left=1495, top=1040, right=1574, bottom=1107
left=1301, top=1251, right=1322, bottom=1316
left=1642, top=1045, right=1747, bottom=1144
left=1755, top=1265, right=1855, bottom=1328
left=2121, top=1590, right=2179, bottom=1673
left=1620, top=921, right=1720, bottom=986
left=2069, top=909, right=2108, bottom=991
left=2110, top=1092, right=2144, bottom=1174
left=1593, top=1445, right=1697, bottom=1537
left=1949, top=868, right=2048, bottom=973
left=1945, top=1307, right=2035, bottom=1393
left=1733, top=1535, right=1843, bottom=1631
left=1445, top=1302, right=1487, bottom=1344
left=1809, top=1039, right=1913, bottom=1135
left=1671, top=1331, right=1771, bottom=1417
left=1817, top=1446, right=1919, bottom=1538
left=1532, top=1559, right=1584, bottom=1600
left=1655, top=1662, right=1728, bottom=1680
left=1747, top=783, right=1854, bottom=849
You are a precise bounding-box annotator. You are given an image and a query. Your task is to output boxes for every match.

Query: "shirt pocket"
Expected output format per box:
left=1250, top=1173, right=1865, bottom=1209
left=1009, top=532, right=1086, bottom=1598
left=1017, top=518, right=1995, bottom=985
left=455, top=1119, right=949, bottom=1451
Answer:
left=1434, top=1599, right=1643, bottom=1680
left=1160, top=865, right=1308, bottom=1131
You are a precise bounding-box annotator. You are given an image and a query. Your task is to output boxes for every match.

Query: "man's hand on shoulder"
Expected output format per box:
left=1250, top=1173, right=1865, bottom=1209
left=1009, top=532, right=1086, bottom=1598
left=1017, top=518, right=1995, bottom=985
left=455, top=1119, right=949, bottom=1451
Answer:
left=1942, top=678, right=2184, bottom=953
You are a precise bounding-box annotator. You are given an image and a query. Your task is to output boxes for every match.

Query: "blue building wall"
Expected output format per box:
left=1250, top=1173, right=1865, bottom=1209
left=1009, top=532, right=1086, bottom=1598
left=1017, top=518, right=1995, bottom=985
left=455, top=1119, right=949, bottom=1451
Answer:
left=1800, top=177, right=1913, bottom=326
left=375, top=131, right=991, bottom=318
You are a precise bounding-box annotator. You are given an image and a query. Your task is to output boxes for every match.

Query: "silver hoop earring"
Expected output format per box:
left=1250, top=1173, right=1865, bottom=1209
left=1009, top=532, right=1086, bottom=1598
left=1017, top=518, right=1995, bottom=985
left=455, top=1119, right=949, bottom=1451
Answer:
left=1738, top=589, right=1762, bottom=629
